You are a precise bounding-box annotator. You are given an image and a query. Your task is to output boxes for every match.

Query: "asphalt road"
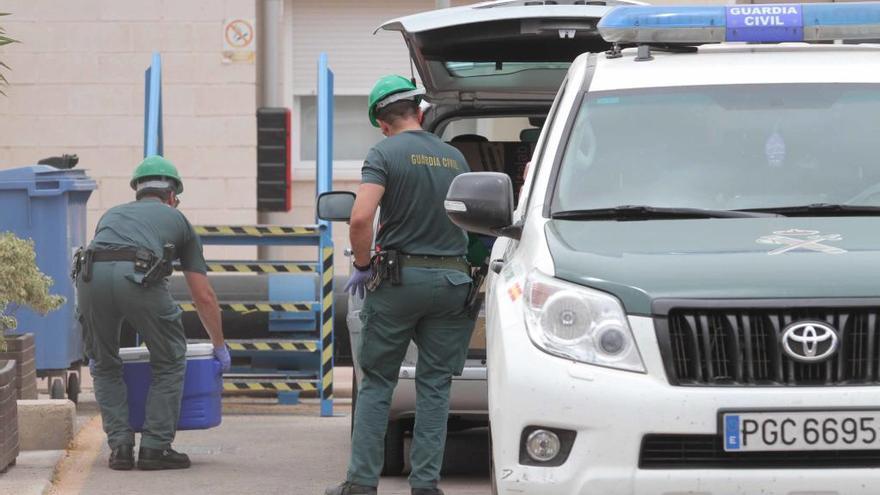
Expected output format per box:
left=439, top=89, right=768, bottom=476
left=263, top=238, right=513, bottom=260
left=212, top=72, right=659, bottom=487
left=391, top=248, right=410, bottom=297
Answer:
left=51, top=397, right=491, bottom=495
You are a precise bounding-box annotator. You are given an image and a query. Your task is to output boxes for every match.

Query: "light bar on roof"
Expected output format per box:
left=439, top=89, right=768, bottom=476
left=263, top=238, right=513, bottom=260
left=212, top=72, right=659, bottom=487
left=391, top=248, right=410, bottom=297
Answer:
left=598, top=2, right=880, bottom=44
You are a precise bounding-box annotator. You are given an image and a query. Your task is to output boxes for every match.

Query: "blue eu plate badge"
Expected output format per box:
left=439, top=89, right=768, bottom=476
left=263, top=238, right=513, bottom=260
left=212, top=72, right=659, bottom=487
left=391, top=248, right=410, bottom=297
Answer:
left=725, top=414, right=741, bottom=450
left=726, top=5, right=804, bottom=42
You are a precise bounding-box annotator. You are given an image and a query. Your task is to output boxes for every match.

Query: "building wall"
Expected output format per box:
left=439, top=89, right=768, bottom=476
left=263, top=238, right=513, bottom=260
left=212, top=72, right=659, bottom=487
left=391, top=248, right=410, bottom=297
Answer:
left=277, top=0, right=476, bottom=269
left=0, top=0, right=730, bottom=269
left=0, top=0, right=258, bottom=259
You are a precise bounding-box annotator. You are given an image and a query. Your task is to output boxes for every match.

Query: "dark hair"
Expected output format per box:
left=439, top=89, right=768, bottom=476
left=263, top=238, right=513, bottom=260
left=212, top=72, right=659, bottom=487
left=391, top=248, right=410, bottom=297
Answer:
left=136, top=188, right=173, bottom=202
left=375, top=99, right=419, bottom=126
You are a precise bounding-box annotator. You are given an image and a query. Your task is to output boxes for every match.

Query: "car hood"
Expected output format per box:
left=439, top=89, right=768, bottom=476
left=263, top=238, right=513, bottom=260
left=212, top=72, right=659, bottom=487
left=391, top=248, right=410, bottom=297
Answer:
left=546, top=217, right=880, bottom=315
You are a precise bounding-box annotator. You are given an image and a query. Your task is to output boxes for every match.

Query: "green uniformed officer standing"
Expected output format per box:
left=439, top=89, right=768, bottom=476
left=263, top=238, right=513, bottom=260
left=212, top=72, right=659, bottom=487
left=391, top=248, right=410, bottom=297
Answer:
left=75, top=156, right=230, bottom=471
left=326, top=76, right=474, bottom=495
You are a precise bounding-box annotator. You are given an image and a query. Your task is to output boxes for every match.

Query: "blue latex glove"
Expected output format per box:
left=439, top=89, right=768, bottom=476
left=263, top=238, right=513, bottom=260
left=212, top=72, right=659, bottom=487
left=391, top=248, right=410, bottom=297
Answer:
left=213, top=345, right=231, bottom=373
left=345, top=266, right=374, bottom=299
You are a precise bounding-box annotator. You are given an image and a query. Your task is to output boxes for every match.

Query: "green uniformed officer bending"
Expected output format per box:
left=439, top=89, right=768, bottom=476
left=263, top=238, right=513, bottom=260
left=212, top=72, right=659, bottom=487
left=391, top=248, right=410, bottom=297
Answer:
left=76, top=156, right=229, bottom=471
left=326, top=76, right=474, bottom=495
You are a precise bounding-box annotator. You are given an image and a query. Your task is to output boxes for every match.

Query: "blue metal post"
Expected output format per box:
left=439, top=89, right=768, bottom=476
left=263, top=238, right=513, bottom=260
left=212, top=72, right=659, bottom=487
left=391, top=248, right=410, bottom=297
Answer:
left=143, top=52, right=163, bottom=157
left=138, top=52, right=164, bottom=347
left=317, top=53, right=335, bottom=417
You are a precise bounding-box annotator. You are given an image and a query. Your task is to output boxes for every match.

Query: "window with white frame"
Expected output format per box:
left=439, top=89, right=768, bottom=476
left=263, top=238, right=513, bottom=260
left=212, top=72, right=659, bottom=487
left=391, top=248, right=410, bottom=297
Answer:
left=298, top=95, right=384, bottom=163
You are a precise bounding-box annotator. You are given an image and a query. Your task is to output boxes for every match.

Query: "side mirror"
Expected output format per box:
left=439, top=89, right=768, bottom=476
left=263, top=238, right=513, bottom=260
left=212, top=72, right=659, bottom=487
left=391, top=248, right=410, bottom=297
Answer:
left=445, top=172, right=521, bottom=240
left=317, top=191, right=356, bottom=221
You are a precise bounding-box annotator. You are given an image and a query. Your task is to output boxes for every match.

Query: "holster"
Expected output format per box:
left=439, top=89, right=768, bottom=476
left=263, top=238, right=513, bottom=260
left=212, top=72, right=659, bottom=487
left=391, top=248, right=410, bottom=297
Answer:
left=82, top=249, right=94, bottom=283
left=70, top=247, right=83, bottom=282
left=141, top=243, right=175, bottom=287
left=466, top=264, right=488, bottom=319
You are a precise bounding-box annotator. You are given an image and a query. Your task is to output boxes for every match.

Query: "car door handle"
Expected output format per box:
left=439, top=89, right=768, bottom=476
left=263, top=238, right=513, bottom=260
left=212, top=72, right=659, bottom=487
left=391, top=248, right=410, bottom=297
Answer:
left=490, top=259, right=505, bottom=274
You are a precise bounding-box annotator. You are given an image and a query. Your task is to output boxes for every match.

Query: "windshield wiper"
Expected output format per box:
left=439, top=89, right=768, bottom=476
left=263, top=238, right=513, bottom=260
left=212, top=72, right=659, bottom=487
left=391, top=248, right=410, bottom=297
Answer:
left=552, top=205, right=776, bottom=221
left=741, top=203, right=880, bottom=217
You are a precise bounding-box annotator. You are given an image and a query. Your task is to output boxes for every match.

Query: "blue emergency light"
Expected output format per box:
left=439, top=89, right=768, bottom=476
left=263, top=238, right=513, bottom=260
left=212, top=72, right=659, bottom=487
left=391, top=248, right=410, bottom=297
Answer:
left=598, top=2, right=880, bottom=44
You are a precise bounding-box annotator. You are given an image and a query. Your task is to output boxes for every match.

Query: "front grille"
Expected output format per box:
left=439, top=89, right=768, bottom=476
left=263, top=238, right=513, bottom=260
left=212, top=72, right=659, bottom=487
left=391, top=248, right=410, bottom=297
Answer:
left=655, top=306, right=880, bottom=386
left=640, top=434, right=880, bottom=468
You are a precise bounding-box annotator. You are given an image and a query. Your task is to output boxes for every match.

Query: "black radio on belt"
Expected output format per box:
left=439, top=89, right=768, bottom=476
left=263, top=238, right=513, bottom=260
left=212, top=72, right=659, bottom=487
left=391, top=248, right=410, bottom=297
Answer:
left=367, top=249, right=402, bottom=292
left=384, top=250, right=401, bottom=285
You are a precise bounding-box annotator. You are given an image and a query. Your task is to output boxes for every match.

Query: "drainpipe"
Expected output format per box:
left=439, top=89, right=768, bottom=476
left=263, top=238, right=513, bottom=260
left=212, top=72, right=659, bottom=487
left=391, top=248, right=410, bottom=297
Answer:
left=257, top=0, right=284, bottom=258
left=259, top=0, right=283, bottom=108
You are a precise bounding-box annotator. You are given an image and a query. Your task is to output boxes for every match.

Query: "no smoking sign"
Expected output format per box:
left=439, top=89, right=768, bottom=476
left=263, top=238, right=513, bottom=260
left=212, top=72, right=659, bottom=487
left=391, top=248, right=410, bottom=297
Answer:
left=223, top=18, right=256, bottom=63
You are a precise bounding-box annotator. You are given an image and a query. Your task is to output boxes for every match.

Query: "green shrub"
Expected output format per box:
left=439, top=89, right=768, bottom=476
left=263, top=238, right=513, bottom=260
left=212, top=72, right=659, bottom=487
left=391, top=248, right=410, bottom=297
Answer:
left=0, top=233, right=65, bottom=351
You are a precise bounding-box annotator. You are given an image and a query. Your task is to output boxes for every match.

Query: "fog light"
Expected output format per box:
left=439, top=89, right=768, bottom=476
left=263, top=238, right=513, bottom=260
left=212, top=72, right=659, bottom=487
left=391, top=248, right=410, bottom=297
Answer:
left=526, top=429, right=560, bottom=462
left=598, top=327, right=627, bottom=355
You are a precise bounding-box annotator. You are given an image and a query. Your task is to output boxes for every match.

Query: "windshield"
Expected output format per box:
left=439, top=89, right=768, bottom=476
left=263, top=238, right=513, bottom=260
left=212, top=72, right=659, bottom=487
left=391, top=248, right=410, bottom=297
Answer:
left=551, top=84, right=880, bottom=214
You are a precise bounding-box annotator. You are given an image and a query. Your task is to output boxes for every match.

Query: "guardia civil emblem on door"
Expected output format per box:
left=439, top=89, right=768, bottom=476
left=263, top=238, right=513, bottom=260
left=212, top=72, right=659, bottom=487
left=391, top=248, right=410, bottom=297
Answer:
left=756, top=229, right=846, bottom=255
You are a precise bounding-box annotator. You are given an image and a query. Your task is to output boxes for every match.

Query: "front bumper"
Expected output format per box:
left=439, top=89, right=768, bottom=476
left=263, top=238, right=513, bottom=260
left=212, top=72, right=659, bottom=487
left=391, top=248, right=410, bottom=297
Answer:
left=490, top=315, right=880, bottom=495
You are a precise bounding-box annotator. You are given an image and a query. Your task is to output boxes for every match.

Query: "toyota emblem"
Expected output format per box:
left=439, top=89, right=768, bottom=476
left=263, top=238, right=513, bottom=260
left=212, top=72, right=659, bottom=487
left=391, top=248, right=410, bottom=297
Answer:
left=781, top=321, right=840, bottom=363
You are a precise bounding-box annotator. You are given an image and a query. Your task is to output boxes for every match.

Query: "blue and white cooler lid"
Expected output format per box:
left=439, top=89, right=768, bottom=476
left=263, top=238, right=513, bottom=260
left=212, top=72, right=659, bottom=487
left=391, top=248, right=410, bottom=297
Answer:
left=119, top=343, right=214, bottom=364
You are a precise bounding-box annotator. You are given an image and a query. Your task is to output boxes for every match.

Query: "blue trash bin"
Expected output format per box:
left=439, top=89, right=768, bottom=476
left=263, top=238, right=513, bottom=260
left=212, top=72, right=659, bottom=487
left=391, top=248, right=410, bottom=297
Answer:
left=0, top=165, right=97, bottom=386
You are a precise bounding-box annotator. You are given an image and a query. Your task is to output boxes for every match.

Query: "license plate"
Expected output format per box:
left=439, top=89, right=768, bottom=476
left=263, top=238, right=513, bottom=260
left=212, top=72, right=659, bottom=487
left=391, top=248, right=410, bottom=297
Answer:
left=722, top=410, right=880, bottom=452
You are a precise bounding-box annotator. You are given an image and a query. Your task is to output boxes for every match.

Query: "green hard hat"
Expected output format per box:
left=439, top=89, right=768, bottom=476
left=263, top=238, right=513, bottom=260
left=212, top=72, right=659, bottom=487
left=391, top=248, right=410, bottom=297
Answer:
left=130, top=155, right=183, bottom=194
left=368, top=75, right=424, bottom=128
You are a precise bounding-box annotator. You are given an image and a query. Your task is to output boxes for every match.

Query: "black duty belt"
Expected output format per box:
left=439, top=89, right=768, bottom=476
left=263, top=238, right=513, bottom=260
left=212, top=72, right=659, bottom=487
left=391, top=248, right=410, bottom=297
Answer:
left=91, top=249, right=141, bottom=263
left=92, top=248, right=156, bottom=275
left=400, top=254, right=469, bottom=273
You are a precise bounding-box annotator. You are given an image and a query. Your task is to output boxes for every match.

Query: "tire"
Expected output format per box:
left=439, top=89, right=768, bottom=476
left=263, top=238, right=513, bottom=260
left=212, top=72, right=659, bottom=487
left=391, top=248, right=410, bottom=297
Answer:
left=66, top=372, right=80, bottom=404
left=350, top=372, right=358, bottom=435
left=50, top=378, right=65, bottom=400
left=381, top=420, right=405, bottom=476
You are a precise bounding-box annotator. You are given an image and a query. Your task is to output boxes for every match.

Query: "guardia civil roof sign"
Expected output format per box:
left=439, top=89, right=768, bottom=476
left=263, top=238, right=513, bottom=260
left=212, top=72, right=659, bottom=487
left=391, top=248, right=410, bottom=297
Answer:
left=726, top=5, right=803, bottom=42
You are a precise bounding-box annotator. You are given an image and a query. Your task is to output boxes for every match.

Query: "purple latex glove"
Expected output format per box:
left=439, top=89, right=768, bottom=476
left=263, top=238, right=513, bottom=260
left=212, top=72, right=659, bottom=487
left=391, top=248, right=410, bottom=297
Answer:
left=345, top=266, right=374, bottom=299
left=213, top=345, right=231, bottom=373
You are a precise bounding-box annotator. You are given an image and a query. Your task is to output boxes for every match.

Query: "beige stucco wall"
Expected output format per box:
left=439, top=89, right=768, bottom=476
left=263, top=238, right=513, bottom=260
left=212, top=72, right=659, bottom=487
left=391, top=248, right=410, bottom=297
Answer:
left=0, top=0, right=257, bottom=259
left=0, top=0, right=733, bottom=270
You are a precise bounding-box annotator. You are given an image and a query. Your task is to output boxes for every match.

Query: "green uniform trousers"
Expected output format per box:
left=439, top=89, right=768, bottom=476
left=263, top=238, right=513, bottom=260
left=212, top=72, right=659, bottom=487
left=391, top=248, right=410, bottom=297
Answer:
left=347, top=267, right=474, bottom=489
left=76, top=261, right=186, bottom=450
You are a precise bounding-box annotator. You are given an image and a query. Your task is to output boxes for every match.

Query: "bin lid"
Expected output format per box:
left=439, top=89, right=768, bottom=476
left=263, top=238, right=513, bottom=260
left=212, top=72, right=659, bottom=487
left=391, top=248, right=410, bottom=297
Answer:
left=0, top=165, right=97, bottom=194
left=120, top=343, right=214, bottom=363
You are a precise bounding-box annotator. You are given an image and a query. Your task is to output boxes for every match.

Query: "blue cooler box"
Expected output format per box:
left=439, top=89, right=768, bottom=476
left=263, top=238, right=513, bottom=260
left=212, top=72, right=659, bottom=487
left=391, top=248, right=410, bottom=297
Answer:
left=120, top=343, right=222, bottom=431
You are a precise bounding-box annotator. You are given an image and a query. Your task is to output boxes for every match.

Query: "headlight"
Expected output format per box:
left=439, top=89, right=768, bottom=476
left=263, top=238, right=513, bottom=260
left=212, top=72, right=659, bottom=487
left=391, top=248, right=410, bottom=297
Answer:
left=523, top=270, right=645, bottom=373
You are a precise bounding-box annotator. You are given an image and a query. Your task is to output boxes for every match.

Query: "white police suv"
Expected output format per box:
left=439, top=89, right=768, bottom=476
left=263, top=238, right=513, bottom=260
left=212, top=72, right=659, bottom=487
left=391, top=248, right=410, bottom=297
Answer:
left=445, top=2, right=880, bottom=493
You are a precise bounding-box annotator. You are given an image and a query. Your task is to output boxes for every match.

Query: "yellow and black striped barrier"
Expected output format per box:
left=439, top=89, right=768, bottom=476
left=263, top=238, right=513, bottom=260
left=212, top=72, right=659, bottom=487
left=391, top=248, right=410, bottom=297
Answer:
left=178, top=302, right=314, bottom=313
left=320, top=246, right=334, bottom=404
left=195, top=225, right=319, bottom=237
left=223, top=381, right=317, bottom=393
left=227, top=341, right=317, bottom=352
left=174, top=262, right=317, bottom=273
left=188, top=221, right=335, bottom=415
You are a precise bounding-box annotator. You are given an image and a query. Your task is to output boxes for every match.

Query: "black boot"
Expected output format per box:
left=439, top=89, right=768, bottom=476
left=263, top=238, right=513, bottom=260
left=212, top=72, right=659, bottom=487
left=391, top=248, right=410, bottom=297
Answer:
left=412, top=488, right=445, bottom=495
left=137, top=447, right=191, bottom=470
left=324, top=481, right=377, bottom=495
left=108, top=445, right=134, bottom=471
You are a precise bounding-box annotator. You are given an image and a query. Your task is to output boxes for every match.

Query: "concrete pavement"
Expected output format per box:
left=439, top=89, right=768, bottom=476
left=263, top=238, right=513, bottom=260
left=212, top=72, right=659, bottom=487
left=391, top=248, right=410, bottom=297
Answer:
left=0, top=450, right=65, bottom=495
left=40, top=369, right=491, bottom=495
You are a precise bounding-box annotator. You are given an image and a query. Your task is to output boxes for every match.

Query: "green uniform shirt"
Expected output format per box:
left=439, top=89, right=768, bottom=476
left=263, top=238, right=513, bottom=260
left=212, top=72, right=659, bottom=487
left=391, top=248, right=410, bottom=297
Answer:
left=362, top=130, right=469, bottom=256
left=90, top=198, right=208, bottom=274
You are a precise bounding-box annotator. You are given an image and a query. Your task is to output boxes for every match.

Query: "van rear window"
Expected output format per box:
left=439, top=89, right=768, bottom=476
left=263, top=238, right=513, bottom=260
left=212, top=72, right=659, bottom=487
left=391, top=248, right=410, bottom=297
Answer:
left=445, top=61, right=570, bottom=78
